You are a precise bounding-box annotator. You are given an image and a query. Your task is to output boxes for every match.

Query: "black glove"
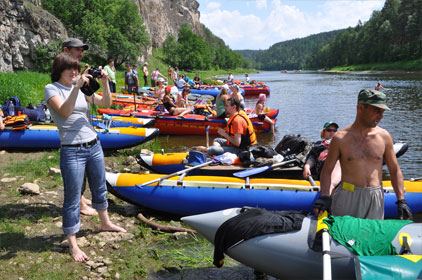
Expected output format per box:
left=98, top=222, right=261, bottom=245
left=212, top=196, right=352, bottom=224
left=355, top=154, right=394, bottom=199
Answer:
left=396, top=199, right=413, bottom=220
left=313, top=196, right=332, bottom=215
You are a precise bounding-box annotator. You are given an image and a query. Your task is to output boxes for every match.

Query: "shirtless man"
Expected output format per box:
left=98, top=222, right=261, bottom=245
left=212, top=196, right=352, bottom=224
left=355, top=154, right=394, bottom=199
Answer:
left=313, top=89, right=412, bottom=220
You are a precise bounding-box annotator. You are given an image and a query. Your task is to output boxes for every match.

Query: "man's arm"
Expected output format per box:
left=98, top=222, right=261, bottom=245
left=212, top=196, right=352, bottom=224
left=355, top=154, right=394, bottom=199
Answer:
left=383, top=131, right=412, bottom=220
left=383, top=132, right=404, bottom=200
left=216, top=128, right=241, bottom=147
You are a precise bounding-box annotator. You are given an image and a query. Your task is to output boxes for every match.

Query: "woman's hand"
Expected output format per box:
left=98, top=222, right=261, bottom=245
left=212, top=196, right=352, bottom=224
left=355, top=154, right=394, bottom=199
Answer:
left=74, top=74, right=90, bottom=89
left=302, top=165, right=311, bottom=179
left=100, top=70, right=109, bottom=84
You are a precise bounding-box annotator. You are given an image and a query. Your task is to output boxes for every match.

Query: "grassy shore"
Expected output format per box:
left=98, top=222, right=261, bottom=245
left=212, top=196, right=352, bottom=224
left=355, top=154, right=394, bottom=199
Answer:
left=330, top=59, right=422, bottom=72
left=0, top=146, right=261, bottom=279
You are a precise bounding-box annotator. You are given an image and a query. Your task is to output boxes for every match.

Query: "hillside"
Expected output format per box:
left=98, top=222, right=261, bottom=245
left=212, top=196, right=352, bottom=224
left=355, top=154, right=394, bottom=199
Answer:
left=236, top=30, right=343, bottom=70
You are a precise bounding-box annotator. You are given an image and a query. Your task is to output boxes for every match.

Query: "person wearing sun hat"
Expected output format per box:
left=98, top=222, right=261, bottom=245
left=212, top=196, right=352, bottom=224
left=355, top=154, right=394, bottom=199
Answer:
left=254, top=93, right=274, bottom=133
left=313, top=89, right=412, bottom=221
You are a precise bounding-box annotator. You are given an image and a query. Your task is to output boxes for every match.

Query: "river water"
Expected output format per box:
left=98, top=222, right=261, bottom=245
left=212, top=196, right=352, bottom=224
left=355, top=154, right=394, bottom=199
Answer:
left=157, top=71, right=422, bottom=180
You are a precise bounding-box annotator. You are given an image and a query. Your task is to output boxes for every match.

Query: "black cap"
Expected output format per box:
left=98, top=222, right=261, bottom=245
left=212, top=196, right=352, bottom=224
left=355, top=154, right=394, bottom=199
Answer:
left=62, top=38, right=89, bottom=50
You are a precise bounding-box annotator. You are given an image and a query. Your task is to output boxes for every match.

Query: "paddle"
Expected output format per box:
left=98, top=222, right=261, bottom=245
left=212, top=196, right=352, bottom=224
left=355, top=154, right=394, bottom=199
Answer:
left=233, top=159, right=296, bottom=178
left=136, top=155, right=221, bottom=188
left=206, top=125, right=210, bottom=148
left=317, top=211, right=332, bottom=280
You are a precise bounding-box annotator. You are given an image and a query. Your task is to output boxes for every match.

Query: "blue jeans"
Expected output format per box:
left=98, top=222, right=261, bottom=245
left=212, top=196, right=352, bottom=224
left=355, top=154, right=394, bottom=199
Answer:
left=109, top=81, right=116, bottom=93
left=208, top=137, right=245, bottom=156
left=60, top=142, right=108, bottom=235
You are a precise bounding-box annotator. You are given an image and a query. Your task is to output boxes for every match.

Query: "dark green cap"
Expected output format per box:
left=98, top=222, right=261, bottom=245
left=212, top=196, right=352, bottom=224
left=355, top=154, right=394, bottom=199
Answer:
left=323, top=121, right=338, bottom=129
left=358, top=89, right=390, bottom=110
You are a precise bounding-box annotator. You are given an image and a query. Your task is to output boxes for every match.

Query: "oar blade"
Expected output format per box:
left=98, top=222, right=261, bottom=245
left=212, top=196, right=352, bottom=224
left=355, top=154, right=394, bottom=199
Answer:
left=233, top=165, right=271, bottom=178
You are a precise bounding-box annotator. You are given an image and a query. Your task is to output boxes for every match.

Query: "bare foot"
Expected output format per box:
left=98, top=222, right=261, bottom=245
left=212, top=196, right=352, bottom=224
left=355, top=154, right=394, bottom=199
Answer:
left=69, top=246, right=88, bottom=262
left=101, top=223, right=127, bottom=233
left=80, top=206, right=98, bottom=216
left=84, top=198, right=92, bottom=206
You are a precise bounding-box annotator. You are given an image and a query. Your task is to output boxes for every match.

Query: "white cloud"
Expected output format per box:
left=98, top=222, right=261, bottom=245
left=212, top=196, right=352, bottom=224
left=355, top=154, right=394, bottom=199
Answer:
left=206, top=1, right=221, bottom=10
left=256, top=0, right=267, bottom=9
left=199, top=0, right=385, bottom=50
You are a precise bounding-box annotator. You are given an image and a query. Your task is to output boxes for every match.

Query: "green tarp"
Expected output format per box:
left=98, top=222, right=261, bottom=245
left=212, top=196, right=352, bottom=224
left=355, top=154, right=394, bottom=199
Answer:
left=355, top=255, right=422, bottom=280
left=323, top=215, right=412, bottom=256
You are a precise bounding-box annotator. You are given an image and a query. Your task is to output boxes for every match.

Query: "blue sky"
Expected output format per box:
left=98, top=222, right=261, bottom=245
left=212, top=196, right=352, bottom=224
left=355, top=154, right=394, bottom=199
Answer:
left=197, top=0, right=386, bottom=50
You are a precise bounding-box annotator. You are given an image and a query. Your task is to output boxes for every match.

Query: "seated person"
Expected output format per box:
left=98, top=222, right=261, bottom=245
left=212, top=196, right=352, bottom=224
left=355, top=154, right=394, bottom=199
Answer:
left=303, top=122, right=341, bottom=188
left=154, top=77, right=166, bottom=100
left=375, top=82, right=385, bottom=91
left=193, top=73, right=201, bottom=89
left=162, top=86, right=191, bottom=117
left=255, top=93, right=274, bottom=133
left=0, top=109, right=4, bottom=130
left=206, top=97, right=257, bottom=156
left=215, top=85, right=229, bottom=118
left=175, top=75, right=187, bottom=89
left=176, top=86, right=190, bottom=108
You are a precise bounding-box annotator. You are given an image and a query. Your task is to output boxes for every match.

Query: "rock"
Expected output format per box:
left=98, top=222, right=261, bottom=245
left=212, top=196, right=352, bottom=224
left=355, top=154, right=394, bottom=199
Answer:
left=115, top=272, right=121, bottom=279
left=140, top=149, right=153, bottom=155
left=18, top=182, right=40, bottom=195
left=49, top=167, right=61, bottom=175
left=1, top=177, right=17, bottom=183
left=0, top=0, right=67, bottom=72
left=55, top=221, right=62, bottom=228
left=97, top=266, right=108, bottom=273
left=0, top=0, right=203, bottom=72
left=126, top=155, right=137, bottom=166
left=103, top=258, right=112, bottom=266
left=0, top=150, right=6, bottom=155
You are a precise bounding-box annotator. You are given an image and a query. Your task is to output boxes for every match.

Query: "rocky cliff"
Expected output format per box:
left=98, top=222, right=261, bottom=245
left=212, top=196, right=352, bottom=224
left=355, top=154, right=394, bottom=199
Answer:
left=135, top=0, right=203, bottom=48
left=0, top=0, right=67, bottom=72
left=0, top=0, right=203, bottom=72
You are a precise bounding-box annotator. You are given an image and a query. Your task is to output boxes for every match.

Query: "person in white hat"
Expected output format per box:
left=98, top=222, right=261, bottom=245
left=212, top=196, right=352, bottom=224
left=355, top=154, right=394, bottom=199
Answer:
left=154, top=77, right=166, bottom=100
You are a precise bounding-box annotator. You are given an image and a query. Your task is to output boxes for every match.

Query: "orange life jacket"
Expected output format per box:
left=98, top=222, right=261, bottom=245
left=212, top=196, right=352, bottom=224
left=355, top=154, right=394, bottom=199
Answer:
left=3, top=114, right=30, bottom=130
left=226, top=110, right=257, bottom=149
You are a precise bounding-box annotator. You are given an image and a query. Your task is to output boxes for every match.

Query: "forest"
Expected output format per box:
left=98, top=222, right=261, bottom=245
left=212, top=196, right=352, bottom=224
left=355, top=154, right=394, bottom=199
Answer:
left=36, top=0, right=245, bottom=72
left=242, top=0, right=422, bottom=70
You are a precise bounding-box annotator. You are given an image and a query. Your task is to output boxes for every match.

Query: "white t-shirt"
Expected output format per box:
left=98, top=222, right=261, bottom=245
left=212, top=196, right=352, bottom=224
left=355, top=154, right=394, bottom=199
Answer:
left=44, top=82, right=97, bottom=145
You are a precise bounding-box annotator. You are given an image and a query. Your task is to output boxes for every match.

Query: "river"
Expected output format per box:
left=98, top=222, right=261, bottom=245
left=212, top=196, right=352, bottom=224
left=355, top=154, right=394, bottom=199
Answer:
left=156, top=71, right=422, bottom=180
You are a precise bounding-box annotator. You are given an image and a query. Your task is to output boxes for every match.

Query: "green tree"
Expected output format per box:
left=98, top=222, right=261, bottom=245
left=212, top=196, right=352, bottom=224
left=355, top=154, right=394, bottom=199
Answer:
left=41, top=0, right=149, bottom=67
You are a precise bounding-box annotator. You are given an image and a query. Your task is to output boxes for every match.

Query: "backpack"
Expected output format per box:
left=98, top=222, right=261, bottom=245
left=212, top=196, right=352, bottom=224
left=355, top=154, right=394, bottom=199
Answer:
left=251, top=145, right=278, bottom=159
left=274, top=134, right=313, bottom=167
left=21, top=103, right=46, bottom=122
left=2, top=97, right=21, bottom=116
left=3, top=114, right=30, bottom=130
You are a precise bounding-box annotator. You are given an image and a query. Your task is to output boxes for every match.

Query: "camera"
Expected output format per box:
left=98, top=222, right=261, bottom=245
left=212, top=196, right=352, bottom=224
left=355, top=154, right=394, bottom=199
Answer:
left=88, top=66, right=103, bottom=78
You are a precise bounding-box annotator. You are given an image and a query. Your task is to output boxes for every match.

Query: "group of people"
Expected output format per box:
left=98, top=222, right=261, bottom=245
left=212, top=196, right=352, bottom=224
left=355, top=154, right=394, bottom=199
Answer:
left=20, top=36, right=409, bottom=265
left=206, top=82, right=412, bottom=223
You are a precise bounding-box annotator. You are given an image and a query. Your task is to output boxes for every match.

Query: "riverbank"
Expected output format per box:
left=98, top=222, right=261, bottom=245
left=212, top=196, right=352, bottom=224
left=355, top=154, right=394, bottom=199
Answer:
left=330, top=59, right=422, bottom=72
left=0, top=147, right=268, bottom=280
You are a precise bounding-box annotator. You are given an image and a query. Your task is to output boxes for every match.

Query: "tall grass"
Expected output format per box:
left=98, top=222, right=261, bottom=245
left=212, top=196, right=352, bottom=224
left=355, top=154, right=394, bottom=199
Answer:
left=0, top=71, right=50, bottom=106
